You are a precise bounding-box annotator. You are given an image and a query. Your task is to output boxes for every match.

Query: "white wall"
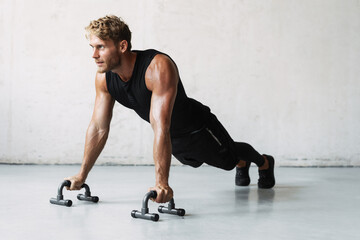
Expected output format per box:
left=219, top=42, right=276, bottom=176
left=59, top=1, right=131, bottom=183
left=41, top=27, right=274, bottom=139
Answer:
left=0, top=0, right=359, bottom=166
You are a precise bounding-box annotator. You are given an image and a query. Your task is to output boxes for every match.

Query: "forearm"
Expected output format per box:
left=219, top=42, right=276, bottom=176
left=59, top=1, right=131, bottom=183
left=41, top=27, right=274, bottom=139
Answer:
left=153, top=129, right=172, bottom=186
left=78, top=122, right=109, bottom=181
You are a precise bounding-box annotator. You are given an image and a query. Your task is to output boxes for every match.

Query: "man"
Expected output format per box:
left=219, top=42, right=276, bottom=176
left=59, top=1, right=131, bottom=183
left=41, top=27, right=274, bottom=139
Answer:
left=65, top=15, right=275, bottom=204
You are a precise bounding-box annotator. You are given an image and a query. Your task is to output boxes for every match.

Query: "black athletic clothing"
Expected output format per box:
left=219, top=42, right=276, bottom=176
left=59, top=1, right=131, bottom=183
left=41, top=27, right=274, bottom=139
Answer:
left=105, top=49, right=264, bottom=170
left=106, top=49, right=210, bottom=137
left=171, top=113, right=238, bottom=170
left=172, top=113, right=264, bottom=170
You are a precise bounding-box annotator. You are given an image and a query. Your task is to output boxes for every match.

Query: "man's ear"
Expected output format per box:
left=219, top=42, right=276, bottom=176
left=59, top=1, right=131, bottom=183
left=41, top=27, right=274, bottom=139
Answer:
left=118, top=40, right=128, bottom=53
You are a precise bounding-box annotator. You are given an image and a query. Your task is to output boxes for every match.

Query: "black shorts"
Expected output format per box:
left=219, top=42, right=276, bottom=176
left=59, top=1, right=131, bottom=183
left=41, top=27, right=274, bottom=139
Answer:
left=171, top=113, right=238, bottom=171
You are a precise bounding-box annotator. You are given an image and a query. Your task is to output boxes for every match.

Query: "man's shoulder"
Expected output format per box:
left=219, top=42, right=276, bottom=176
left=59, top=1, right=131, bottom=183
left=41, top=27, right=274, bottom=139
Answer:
left=145, top=54, right=178, bottom=92
left=146, top=52, right=175, bottom=75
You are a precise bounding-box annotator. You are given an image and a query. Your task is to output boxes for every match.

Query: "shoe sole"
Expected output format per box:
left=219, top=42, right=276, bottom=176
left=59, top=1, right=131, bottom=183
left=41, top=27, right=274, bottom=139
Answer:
left=235, top=178, right=251, bottom=186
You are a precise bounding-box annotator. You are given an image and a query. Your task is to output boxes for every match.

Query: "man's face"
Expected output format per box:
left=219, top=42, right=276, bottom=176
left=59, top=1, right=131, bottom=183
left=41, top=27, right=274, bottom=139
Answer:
left=89, top=34, right=120, bottom=73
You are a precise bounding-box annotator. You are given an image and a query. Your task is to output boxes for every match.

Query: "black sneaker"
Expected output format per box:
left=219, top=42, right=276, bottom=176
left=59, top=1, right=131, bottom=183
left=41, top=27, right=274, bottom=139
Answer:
left=258, top=155, right=275, bottom=189
left=235, top=161, right=251, bottom=186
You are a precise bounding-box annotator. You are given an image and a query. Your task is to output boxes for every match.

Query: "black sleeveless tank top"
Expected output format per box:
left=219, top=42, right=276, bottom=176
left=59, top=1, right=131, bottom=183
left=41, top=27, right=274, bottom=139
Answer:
left=106, top=49, right=210, bottom=137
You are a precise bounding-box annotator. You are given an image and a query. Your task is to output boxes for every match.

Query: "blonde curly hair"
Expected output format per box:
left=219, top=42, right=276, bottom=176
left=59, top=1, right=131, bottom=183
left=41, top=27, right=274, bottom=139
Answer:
left=85, top=15, right=132, bottom=50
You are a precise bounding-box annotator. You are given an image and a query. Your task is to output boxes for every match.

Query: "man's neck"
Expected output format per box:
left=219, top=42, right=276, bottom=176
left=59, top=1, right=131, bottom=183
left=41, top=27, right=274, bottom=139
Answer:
left=112, top=51, right=137, bottom=82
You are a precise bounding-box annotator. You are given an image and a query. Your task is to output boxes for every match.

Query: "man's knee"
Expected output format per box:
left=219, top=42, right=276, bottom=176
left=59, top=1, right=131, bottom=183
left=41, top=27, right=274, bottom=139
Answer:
left=205, top=150, right=238, bottom=171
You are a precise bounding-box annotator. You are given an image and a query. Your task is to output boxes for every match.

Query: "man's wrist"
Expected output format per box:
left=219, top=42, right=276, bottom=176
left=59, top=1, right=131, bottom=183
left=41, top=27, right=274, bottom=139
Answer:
left=77, top=170, right=88, bottom=182
left=156, top=181, right=169, bottom=187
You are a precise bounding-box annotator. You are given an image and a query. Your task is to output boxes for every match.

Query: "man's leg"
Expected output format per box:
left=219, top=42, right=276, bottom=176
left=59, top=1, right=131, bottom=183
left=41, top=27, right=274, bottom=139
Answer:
left=234, top=142, right=262, bottom=186
left=172, top=112, right=275, bottom=188
left=234, top=142, right=264, bottom=167
left=234, top=142, right=275, bottom=188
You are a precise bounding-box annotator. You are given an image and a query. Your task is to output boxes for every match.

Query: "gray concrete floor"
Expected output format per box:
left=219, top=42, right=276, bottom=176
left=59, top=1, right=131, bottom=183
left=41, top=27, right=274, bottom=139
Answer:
left=0, top=165, right=359, bottom=240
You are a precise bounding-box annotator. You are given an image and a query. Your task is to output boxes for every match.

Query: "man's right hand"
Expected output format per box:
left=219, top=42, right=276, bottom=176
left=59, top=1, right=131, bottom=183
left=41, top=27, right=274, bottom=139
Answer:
left=64, top=174, right=85, bottom=191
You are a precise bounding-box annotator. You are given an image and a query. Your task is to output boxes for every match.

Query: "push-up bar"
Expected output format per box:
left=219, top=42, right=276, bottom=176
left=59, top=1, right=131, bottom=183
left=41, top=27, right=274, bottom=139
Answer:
left=131, top=191, right=185, bottom=222
left=49, top=180, right=99, bottom=207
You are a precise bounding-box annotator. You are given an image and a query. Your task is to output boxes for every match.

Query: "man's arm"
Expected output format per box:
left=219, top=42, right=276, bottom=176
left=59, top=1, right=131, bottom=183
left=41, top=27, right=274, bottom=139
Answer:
left=147, top=54, right=178, bottom=203
left=66, top=72, right=115, bottom=190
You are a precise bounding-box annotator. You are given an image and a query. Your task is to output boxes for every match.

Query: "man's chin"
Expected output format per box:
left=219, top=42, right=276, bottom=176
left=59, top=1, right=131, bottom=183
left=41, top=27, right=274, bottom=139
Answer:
left=97, top=67, right=108, bottom=73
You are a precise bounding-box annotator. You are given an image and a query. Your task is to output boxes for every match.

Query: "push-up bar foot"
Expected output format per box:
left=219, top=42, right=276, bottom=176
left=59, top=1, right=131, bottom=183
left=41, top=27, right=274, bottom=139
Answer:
left=158, top=198, right=186, bottom=216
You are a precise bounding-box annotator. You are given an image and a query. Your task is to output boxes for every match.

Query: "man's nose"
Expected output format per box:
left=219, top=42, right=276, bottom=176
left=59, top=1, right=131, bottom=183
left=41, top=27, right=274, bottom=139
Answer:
left=92, top=49, right=99, bottom=59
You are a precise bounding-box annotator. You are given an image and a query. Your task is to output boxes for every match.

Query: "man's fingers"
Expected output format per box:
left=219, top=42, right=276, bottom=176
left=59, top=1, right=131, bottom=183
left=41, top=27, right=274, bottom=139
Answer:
left=70, top=183, right=82, bottom=191
left=148, top=188, right=162, bottom=202
left=64, top=177, right=82, bottom=191
left=156, top=190, right=164, bottom=203
left=154, top=188, right=169, bottom=203
left=148, top=186, right=173, bottom=203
